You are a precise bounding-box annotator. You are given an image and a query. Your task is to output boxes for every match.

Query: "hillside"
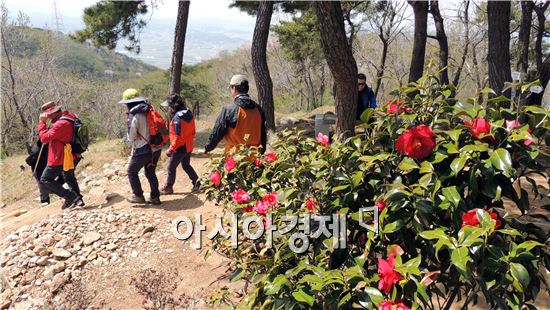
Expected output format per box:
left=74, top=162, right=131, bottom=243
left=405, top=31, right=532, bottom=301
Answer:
left=10, top=27, right=159, bottom=80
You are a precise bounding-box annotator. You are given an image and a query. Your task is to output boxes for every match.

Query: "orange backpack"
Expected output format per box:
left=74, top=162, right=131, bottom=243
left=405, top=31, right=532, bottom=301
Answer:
left=146, top=107, right=169, bottom=147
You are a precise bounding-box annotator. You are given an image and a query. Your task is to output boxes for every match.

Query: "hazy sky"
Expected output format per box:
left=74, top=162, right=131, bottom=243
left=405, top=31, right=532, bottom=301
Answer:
left=3, top=0, right=256, bottom=25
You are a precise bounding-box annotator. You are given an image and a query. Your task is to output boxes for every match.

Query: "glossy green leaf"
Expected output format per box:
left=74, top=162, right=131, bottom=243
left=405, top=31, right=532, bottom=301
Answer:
left=450, top=155, right=467, bottom=175
left=489, top=148, right=513, bottom=176
left=292, top=289, right=315, bottom=306
left=510, top=263, right=530, bottom=290
left=451, top=247, right=471, bottom=273
left=399, top=157, right=419, bottom=172
left=442, top=186, right=461, bottom=207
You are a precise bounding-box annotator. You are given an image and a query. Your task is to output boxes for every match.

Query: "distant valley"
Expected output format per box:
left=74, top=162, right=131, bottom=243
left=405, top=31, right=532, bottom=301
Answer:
left=21, top=12, right=255, bottom=69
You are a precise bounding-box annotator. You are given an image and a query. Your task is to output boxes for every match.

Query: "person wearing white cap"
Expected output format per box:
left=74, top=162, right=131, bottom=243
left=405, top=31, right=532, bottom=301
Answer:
left=204, top=74, right=266, bottom=154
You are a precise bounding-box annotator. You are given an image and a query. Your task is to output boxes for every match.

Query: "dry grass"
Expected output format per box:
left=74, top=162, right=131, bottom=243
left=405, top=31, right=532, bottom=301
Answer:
left=0, top=139, right=125, bottom=205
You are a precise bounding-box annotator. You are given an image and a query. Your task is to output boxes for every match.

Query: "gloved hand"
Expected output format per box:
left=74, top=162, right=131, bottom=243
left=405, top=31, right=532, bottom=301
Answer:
left=165, top=149, right=174, bottom=157
left=39, top=113, right=48, bottom=123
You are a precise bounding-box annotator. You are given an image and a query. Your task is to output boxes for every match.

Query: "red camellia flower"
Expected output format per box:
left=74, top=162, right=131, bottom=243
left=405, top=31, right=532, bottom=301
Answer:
left=378, top=255, right=403, bottom=294
left=210, top=170, right=221, bottom=187
left=265, top=152, right=277, bottom=164
left=375, top=200, right=387, bottom=212
left=262, top=192, right=278, bottom=207
left=379, top=300, right=410, bottom=310
left=505, top=120, right=534, bottom=146
left=254, top=201, right=269, bottom=215
left=305, top=197, right=318, bottom=212
left=224, top=157, right=236, bottom=173
left=316, top=132, right=330, bottom=146
left=255, top=158, right=263, bottom=167
left=461, top=209, right=501, bottom=229
left=385, top=99, right=411, bottom=115
left=464, top=118, right=491, bottom=140
left=395, top=124, right=435, bottom=160
left=231, top=189, right=250, bottom=204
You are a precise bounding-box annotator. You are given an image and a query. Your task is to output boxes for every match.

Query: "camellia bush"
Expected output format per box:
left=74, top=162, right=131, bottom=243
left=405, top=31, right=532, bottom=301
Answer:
left=203, top=73, right=550, bottom=310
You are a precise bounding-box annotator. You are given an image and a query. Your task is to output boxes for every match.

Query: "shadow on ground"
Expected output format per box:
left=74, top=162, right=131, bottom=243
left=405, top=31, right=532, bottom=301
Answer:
left=129, top=194, right=203, bottom=212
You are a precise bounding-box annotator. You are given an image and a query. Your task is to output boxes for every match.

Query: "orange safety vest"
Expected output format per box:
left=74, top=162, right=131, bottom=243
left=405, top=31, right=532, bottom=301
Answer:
left=225, top=107, right=262, bottom=153
left=169, top=117, right=195, bottom=153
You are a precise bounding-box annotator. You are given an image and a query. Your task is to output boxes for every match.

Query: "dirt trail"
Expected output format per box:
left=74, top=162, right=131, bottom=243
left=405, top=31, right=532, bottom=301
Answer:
left=1, top=147, right=239, bottom=309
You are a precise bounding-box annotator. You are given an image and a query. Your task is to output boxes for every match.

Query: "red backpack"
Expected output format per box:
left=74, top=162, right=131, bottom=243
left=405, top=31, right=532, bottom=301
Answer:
left=145, top=106, right=169, bottom=147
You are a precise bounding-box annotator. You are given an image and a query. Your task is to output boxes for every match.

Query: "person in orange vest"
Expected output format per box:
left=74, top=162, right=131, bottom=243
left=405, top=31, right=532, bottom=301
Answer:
left=160, top=94, right=199, bottom=194
left=204, top=74, right=266, bottom=154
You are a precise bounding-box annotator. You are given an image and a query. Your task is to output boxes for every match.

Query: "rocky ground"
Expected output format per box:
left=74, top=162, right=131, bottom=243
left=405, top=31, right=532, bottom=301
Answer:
left=0, top=144, right=237, bottom=310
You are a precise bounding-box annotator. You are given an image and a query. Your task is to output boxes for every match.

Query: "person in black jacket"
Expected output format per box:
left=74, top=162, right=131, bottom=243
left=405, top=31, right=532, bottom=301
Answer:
left=204, top=75, right=267, bottom=154
left=25, top=139, right=64, bottom=206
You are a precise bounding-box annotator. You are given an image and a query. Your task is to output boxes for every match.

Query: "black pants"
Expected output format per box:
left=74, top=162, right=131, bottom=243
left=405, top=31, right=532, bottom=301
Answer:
left=165, top=151, right=199, bottom=188
left=40, top=166, right=78, bottom=200
left=128, top=150, right=161, bottom=199
left=34, top=169, right=64, bottom=203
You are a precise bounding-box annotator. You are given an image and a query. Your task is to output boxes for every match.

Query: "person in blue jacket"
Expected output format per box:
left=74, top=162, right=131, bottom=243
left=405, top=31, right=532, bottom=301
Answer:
left=356, top=73, right=377, bottom=120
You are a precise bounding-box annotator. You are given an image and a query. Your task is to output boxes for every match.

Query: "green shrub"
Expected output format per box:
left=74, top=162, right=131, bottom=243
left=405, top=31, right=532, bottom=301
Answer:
left=203, top=74, right=550, bottom=310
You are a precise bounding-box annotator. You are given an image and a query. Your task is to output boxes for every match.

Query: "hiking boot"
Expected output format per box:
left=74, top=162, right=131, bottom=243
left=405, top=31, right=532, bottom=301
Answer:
left=126, top=195, right=146, bottom=204
left=159, top=186, right=174, bottom=195
left=75, top=196, right=85, bottom=207
left=61, top=193, right=79, bottom=210
left=148, top=196, right=161, bottom=205
left=191, top=183, right=201, bottom=193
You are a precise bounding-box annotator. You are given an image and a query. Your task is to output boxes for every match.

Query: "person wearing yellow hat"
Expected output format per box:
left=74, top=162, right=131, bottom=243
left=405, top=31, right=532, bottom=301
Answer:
left=118, top=88, right=162, bottom=205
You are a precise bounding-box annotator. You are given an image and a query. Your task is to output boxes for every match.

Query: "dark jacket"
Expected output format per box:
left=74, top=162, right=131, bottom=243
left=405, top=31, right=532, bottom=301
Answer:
left=205, top=94, right=266, bottom=153
left=38, top=111, right=76, bottom=166
left=25, top=140, right=48, bottom=176
left=356, top=86, right=377, bottom=120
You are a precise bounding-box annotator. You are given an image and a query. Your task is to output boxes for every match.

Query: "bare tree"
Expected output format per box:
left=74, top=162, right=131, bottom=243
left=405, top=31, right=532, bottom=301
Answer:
left=367, top=1, right=408, bottom=97
left=452, top=0, right=471, bottom=88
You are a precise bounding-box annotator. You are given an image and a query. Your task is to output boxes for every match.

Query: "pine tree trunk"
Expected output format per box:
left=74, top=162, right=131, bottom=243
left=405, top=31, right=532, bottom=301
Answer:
left=251, top=1, right=275, bottom=131
left=534, top=2, right=549, bottom=74
left=168, top=1, right=190, bottom=95
left=487, top=1, right=512, bottom=100
left=530, top=56, right=550, bottom=106
left=408, top=1, right=429, bottom=83
left=315, top=1, right=358, bottom=138
left=430, top=0, right=449, bottom=85
left=516, top=1, right=533, bottom=75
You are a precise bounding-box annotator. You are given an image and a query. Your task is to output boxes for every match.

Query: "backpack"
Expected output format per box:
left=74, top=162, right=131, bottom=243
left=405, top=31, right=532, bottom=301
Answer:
left=61, top=116, right=89, bottom=154
left=145, top=106, right=169, bottom=147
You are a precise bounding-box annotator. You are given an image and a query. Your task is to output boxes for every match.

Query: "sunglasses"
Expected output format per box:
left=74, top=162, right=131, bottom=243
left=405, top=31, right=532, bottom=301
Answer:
left=358, top=83, right=366, bottom=86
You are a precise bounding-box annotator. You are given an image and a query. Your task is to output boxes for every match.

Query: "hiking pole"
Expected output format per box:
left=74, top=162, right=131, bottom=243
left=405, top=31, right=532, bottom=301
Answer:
left=33, top=143, right=45, bottom=176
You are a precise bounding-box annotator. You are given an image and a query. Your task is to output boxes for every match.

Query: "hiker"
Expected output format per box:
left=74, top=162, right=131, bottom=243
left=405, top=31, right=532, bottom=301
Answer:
left=204, top=74, right=267, bottom=154
left=118, top=88, right=165, bottom=205
left=159, top=94, right=200, bottom=194
left=38, top=101, right=84, bottom=209
left=356, top=73, right=377, bottom=121
left=25, top=139, right=65, bottom=207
